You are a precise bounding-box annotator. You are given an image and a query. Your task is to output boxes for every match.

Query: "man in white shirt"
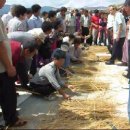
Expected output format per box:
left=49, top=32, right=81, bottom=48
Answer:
left=8, top=5, right=27, bottom=32
left=81, top=9, right=92, bottom=45
left=106, top=5, right=126, bottom=65
left=27, top=4, right=42, bottom=30
left=1, top=5, right=16, bottom=30
left=107, top=14, right=114, bottom=46
left=66, top=10, right=76, bottom=34
left=56, top=7, right=67, bottom=33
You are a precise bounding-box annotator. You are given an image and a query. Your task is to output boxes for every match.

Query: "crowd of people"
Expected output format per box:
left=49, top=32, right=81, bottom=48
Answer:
left=0, top=0, right=130, bottom=128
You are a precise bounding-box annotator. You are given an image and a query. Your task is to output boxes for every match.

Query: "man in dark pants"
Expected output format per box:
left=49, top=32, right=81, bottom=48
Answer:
left=124, top=0, right=130, bottom=78
left=106, top=5, right=126, bottom=65
left=110, top=38, right=125, bottom=62
left=0, top=0, right=26, bottom=128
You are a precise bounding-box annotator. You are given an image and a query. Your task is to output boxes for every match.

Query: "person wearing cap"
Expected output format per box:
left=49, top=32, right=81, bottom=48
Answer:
left=7, top=31, right=42, bottom=86
left=106, top=5, right=126, bottom=65
left=30, top=49, right=74, bottom=100
left=28, top=21, right=53, bottom=70
left=91, top=9, right=100, bottom=45
left=69, top=37, right=82, bottom=63
left=10, top=38, right=38, bottom=88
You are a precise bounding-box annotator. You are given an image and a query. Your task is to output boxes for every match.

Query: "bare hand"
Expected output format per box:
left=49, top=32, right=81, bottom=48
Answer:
left=68, top=85, right=75, bottom=89
left=7, top=65, right=16, bottom=77
left=63, top=94, right=71, bottom=100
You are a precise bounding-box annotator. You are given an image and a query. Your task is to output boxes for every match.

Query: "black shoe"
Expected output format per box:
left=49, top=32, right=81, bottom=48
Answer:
left=105, top=61, right=114, bottom=65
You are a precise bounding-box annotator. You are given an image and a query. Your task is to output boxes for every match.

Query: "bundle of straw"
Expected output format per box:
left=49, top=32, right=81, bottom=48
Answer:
left=39, top=99, right=130, bottom=129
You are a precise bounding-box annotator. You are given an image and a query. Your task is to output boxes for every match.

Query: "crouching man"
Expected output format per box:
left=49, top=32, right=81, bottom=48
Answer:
left=30, top=50, right=74, bottom=100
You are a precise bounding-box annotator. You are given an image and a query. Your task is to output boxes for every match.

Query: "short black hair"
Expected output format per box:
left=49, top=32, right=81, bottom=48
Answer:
left=48, top=11, right=56, bottom=18
left=69, top=34, right=75, bottom=39
left=10, top=4, right=17, bottom=17
left=31, top=4, right=41, bottom=13
left=26, top=8, right=32, bottom=14
left=23, top=39, right=38, bottom=53
left=52, top=20, right=62, bottom=30
left=42, top=11, right=48, bottom=16
left=53, top=49, right=66, bottom=60
left=42, top=21, right=52, bottom=33
left=60, top=7, right=67, bottom=12
left=74, top=37, right=81, bottom=44
left=14, top=5, right=27, bottom=18
left=94, top=9, right=99, bottom=14
left=124, top=0, right=130, bottom=6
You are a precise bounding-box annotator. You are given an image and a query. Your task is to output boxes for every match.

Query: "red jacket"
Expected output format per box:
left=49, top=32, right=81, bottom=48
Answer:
left=10, top=40, right=23, bottom=66
left=91, top=15, right=100, bottom=30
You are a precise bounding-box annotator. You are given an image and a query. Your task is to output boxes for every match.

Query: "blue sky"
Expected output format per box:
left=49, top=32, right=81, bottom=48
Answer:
left=6, top=0, right=125, bottom=7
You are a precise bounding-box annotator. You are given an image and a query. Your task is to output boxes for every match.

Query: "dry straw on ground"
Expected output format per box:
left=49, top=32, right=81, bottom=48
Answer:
left=39, top=99, right=130, bottom=129
left=82, top=46, right=110, bottom=62
left=67, top=76, right=109, bottom=92
left=39, top=46, right=129, bottom=129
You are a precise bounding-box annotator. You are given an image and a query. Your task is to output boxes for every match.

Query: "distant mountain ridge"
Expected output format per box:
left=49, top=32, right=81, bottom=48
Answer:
left=0, top=5, right=57, bottom=16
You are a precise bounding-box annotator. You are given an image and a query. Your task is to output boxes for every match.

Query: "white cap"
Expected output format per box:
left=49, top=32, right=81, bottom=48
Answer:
left=28, top=28, right=45, bottom=43
left=63, top=36, right=69, bottom=43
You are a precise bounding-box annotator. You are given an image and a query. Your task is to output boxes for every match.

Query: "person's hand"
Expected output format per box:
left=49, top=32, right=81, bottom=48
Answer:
left=68, top=85, right=75, bottom=89
left=116, top=35, right=120, bottom=42
left=85, top=35, right=91, bottom=39
left=7, top=65, right=16, bottom=77
left=63, top=94, right=71, bottom=100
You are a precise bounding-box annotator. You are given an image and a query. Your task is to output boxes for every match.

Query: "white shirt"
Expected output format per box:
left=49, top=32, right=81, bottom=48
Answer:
left=107, top=14, right=114, bottom=29
left=82, top=15, right=90, bottom=27
left=1, top=12, right=13, bottom=29
left=65, top=14, right=76, bottom=27
left=27, top=15, right=42, bottom=30
left=0, top=18, right=12, bottom=73
left=69, top=45, right=82, bottom=61
left=8, top=17, right=27, bottom=32
left=113, top=12, right=126, bottom=39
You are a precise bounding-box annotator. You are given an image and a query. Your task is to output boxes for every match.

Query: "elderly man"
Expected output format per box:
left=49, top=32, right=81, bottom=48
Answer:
left=106, top=5, right=126, bottom=65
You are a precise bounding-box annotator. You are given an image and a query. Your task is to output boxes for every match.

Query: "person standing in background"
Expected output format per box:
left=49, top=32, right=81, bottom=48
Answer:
left=8, top=5, right=27, bottom=32
left=1, top=4, right=16, bottom=31
left=91, top=9, right=100, bottom=45
left=27, top=4, right=42, bottom=30
left=65, top=10, right=76, bottom=34
left=106, top=5, right=126, bottom=65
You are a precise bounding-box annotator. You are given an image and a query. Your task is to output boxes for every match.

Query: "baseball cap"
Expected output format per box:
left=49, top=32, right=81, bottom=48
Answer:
left=28, top=28, right=45, bottom=43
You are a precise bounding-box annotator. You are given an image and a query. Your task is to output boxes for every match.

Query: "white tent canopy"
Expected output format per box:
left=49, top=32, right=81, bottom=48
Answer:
left=7, top=0, right=125, bottom=8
